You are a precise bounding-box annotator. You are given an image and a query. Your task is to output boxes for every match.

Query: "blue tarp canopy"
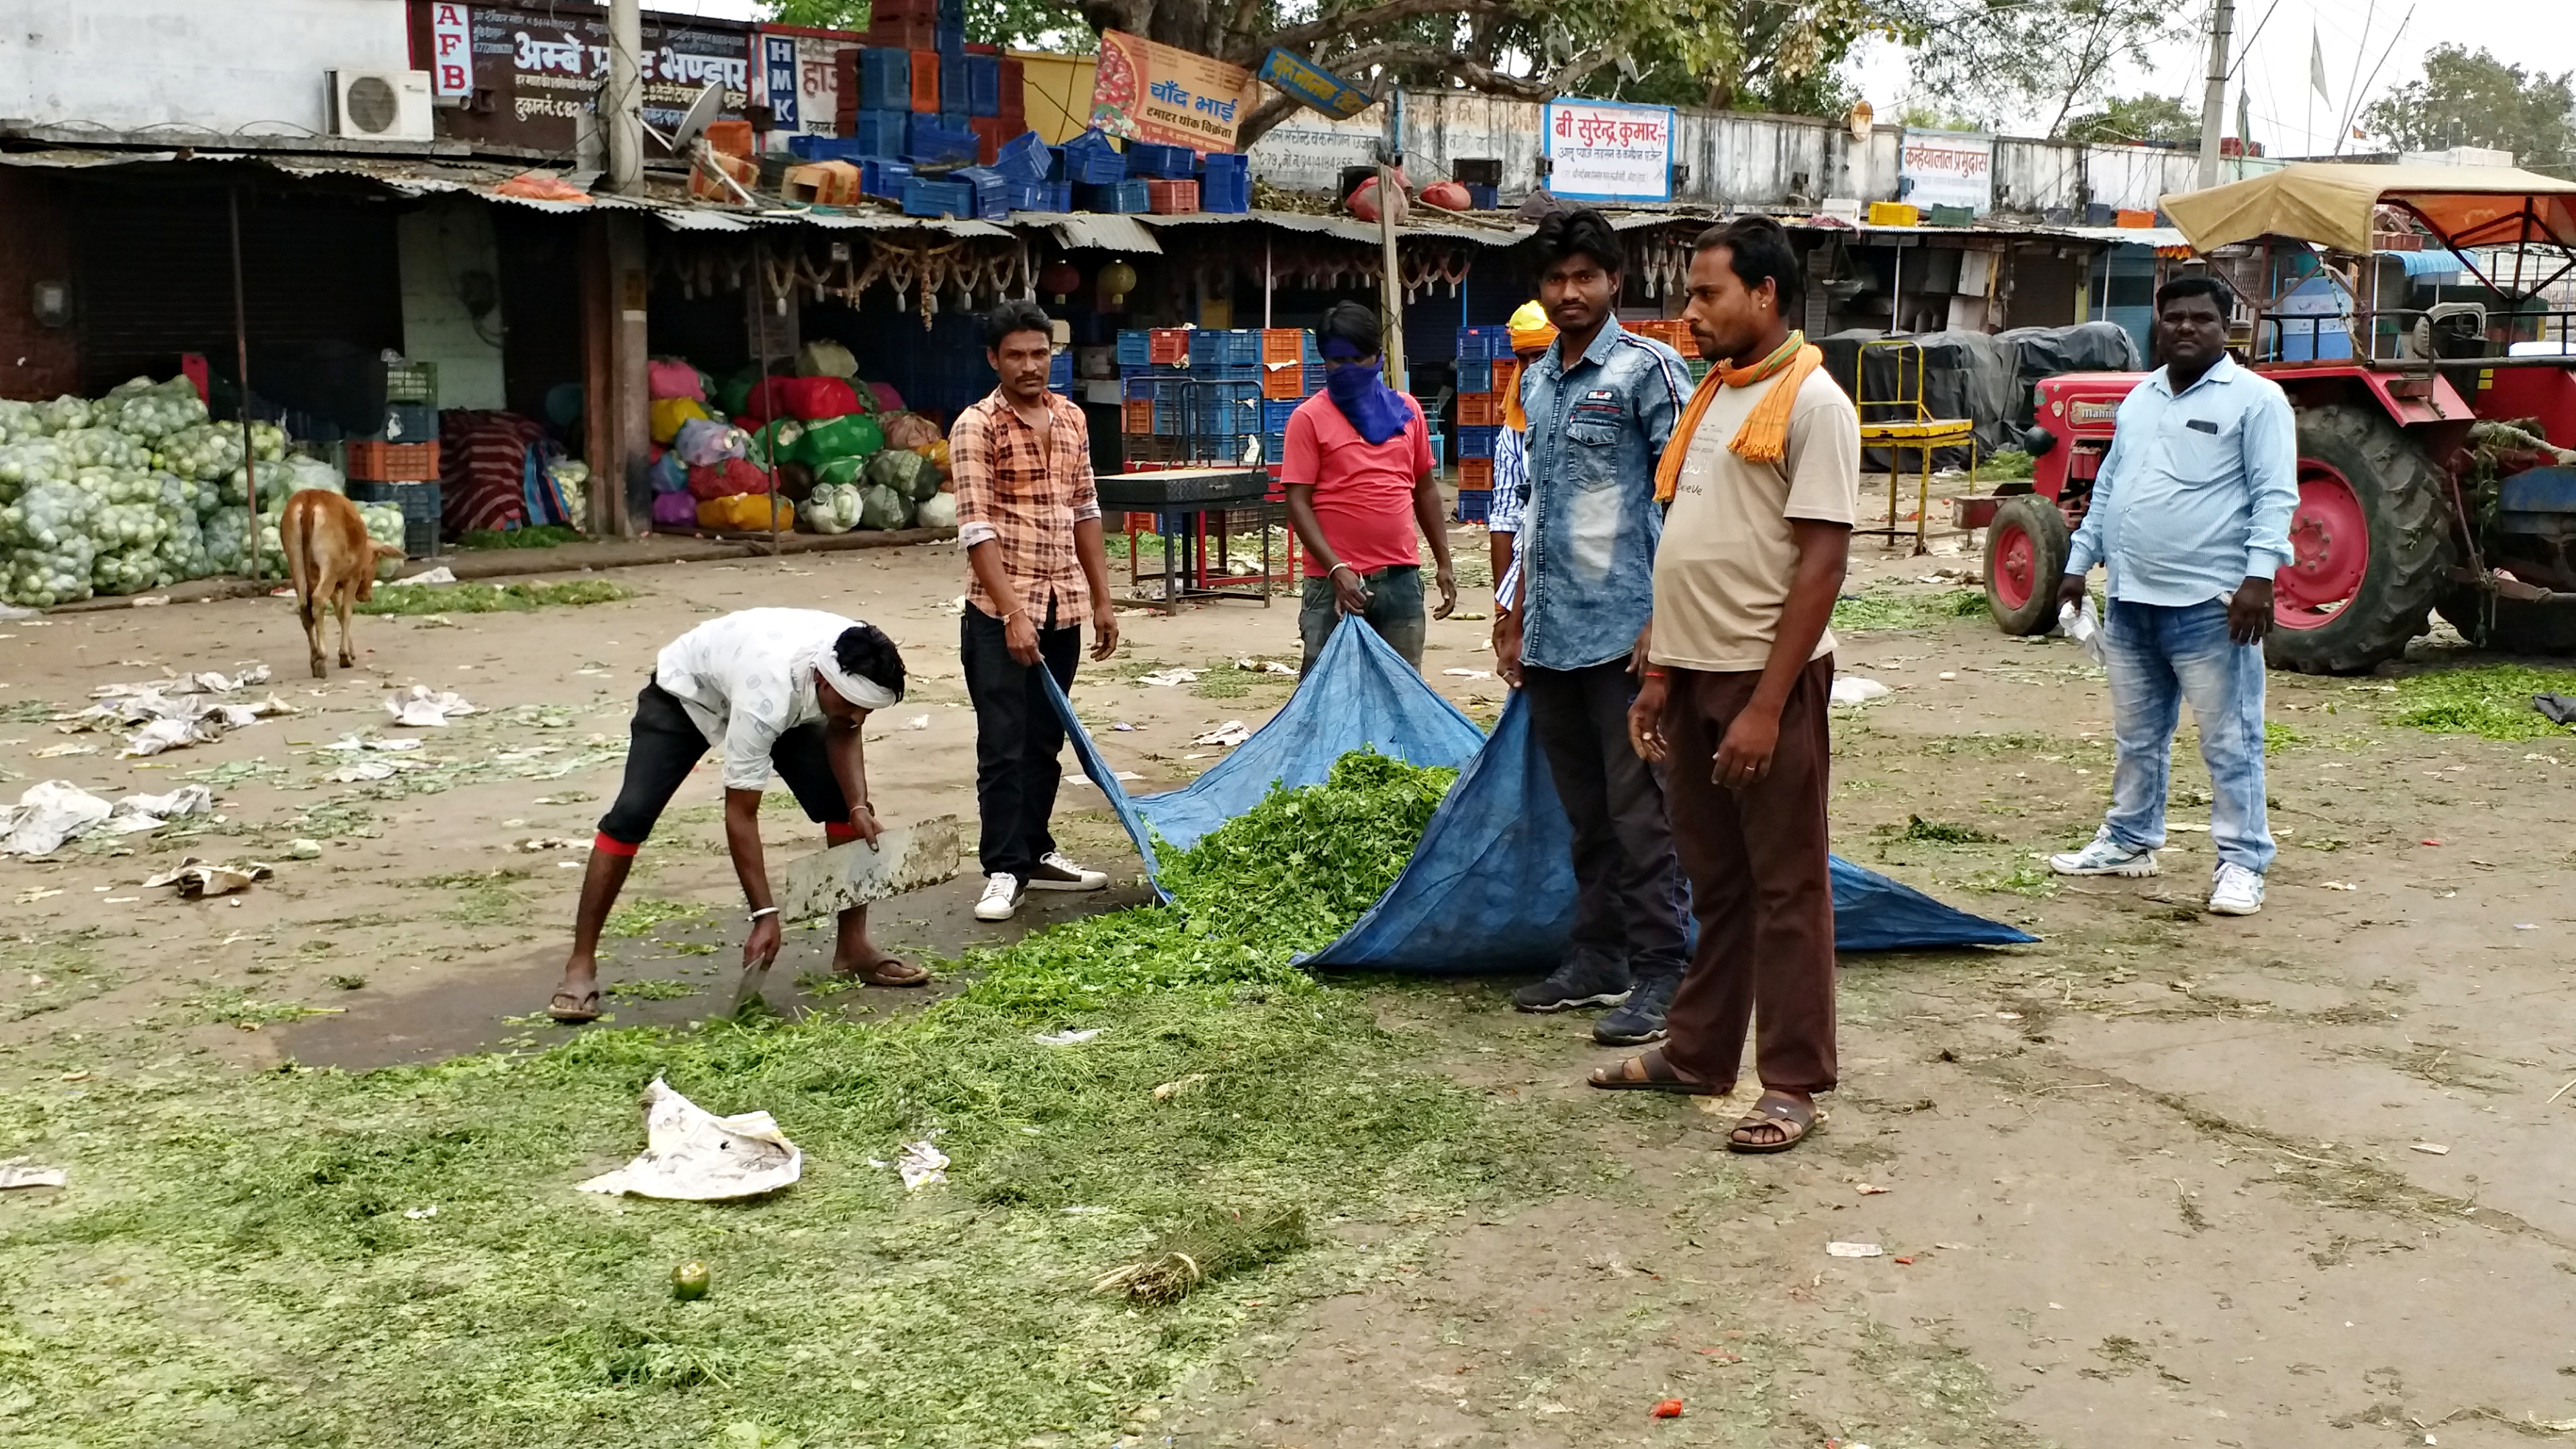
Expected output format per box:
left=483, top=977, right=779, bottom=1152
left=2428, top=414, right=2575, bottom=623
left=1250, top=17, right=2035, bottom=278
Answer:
left=1046, top=619, right=2036, bottom=964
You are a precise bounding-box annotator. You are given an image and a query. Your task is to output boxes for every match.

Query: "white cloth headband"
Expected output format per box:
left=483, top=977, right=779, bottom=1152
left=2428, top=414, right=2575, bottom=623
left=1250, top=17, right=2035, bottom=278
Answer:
left=815, top=651, right=900, bottom=712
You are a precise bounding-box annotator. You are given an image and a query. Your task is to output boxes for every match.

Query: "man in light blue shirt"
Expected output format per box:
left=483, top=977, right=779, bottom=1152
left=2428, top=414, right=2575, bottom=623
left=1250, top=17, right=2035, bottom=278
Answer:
left=2049, top=276, right=2299, bottom=916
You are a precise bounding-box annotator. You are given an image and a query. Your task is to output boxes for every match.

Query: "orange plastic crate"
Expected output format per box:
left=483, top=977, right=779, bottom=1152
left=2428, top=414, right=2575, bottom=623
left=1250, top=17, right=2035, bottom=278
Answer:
left=909, top=50, right=940, bottom=113
left=1490, top=357, right=1521, bottom=399
left=345, top=439, right=439, bottom=481
left=1121, top=399, right=1155, bottom=435
left=1148, top=328, right=1189, bottom=364
left=1459, top=457, right=1494, bottom=489
left=1261, top=329, right=1308, bottom=362
left=1260, top=361, right=1311, bottom=399
left=1456, top=394, right=1502, bottom=427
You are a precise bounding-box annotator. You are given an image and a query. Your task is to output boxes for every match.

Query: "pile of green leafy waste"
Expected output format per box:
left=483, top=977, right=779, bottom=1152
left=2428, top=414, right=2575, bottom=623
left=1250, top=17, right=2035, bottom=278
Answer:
left=0, top=752, right=1543, bottom=1449
left=2389, top=663, right=2576, bottom=740
left=960, top=748, right=1457, bottom=1019
left=358, top=579, right=631, bottom=615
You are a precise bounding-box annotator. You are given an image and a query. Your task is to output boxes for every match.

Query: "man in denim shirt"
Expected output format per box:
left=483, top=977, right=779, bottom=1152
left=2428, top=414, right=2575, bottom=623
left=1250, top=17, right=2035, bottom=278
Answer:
left=1494, top=209, right=1695, bottom=1045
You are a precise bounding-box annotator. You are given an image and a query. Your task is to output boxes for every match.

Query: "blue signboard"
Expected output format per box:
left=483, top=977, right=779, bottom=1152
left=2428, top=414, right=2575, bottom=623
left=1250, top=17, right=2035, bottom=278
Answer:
left=763, top=35, right=799, bottom=131
left=1258, top=48, right=1375, bottom=121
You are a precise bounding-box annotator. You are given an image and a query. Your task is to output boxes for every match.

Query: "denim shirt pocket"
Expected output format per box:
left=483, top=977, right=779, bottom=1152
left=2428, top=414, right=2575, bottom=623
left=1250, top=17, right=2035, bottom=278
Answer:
left=1562, top=415, right=1623, bottom=489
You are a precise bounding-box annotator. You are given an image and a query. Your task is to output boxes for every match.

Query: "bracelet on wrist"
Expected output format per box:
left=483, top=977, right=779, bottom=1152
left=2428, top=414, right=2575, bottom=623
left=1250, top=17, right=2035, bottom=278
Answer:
left=747, top=906, right=780, bottom=922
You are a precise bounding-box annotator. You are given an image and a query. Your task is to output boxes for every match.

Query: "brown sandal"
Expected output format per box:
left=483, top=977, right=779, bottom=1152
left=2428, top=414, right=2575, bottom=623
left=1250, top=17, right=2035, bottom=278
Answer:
left=1587, top=1046, right=1725, bottom=1096
left=1728, top=1095, right=1822, bottom=1154
left=548, top=988, right=602, bottom=1024
left=835, top=955, right=931, bottom=988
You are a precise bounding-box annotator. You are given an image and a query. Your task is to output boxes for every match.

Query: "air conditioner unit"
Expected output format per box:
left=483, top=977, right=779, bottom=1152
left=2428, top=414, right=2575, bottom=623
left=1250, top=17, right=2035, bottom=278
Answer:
left=328, top=69, right=434, bottom=142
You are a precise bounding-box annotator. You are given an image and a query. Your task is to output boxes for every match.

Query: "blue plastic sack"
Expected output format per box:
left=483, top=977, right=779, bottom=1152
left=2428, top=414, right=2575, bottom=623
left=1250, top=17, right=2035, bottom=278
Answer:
left=1129, top=620, right=1488, bottom=853
left=1044, top=621, right=2037, bottom=964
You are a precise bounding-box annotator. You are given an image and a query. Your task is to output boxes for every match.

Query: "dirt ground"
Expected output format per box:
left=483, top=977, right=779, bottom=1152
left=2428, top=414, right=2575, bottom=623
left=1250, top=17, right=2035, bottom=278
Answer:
left=6, top=512, right=2575, bottom=1447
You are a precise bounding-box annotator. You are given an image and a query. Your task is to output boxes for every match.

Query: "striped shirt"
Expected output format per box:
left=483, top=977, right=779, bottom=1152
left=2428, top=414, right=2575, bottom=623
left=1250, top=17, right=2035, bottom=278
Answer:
left=1489, top=423, right=1528, bottom=608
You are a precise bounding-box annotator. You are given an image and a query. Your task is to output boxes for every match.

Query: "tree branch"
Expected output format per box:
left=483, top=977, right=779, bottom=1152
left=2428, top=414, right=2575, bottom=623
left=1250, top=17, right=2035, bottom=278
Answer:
left=1262, top=0, right=1514, bottom=63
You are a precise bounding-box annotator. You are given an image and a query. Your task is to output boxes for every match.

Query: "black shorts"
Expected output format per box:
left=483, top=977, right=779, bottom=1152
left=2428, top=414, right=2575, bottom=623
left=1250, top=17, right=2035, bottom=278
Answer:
left=594, top=680, right=854, bottom=853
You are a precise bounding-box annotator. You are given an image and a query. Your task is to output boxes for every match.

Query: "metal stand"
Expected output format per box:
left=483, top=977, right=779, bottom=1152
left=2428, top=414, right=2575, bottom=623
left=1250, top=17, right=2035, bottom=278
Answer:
left=1851, top=338, right=1976, bottom=554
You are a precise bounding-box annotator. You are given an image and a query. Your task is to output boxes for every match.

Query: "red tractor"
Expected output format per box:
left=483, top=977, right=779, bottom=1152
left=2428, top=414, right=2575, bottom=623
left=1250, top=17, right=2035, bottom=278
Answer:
left=1980, top=164, right=2576, bottom=673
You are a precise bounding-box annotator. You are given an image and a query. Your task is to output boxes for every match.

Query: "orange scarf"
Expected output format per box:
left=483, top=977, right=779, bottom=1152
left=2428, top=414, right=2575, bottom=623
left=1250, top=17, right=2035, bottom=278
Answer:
left=1651, top=330, right=1822, bottom=503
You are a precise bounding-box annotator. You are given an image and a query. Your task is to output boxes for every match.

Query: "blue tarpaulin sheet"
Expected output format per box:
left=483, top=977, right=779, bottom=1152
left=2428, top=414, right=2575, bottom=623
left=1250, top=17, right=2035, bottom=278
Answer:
left=1046, top=618, right=2036, bottom=963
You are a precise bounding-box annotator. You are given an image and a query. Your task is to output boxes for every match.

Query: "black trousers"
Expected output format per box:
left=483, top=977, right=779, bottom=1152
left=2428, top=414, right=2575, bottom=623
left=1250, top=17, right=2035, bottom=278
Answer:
left=596, top=680, right=849, bottom=849
left=1521, top=659, right=1689, bottom=981
left=961, top=603, right=1082, bottom=879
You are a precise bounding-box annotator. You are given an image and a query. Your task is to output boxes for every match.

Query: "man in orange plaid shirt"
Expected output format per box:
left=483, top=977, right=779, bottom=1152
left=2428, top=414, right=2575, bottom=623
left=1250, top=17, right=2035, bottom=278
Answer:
left=950, top=301, right=1122, bottom=922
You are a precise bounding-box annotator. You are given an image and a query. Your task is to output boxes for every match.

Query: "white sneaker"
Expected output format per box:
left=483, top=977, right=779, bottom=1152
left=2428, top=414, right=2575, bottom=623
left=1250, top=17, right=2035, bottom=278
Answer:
left=2047, top=830, right=2160, bottom=877
left=2208, top=863, right=2265, bottom=916
left=973, top=872, right=1024, bottom=922
left=1027, top=850, right=1108, bottom=892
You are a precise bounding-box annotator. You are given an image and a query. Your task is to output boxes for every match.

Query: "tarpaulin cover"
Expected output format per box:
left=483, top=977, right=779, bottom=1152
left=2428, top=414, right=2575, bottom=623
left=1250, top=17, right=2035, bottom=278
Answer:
left=1046, top=618, right=2037, bottom=963
left=1993, top=322, right=2144, bottom=424
left=1128, top=619, right=1488, bottom=854
left=1817, top=329, right=2020, bottom=468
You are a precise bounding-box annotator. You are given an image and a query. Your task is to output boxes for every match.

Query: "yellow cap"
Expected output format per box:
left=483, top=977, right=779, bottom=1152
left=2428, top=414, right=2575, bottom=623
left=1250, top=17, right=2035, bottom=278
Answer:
left=1508, top=300, right=1550, bottom=333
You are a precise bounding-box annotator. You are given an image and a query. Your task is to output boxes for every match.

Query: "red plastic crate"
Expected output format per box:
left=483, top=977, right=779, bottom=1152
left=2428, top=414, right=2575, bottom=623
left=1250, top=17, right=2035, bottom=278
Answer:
left=871, top=18, right=938, bottom=48
left=1148, top=328, right=1189, bottom=364
left=1456, top=394, right=1502, bottom=427
left=998, top=58, right=1024, bottom=115
left=346, top=440, right=440, bottom=482
left=1459, top=457, right=1494, bottom=489
left=969, top=116, right=1006, bottom=164
left=1145, top=178, right=1198, bottom=215
left=908, top=49, right=940, bottom=112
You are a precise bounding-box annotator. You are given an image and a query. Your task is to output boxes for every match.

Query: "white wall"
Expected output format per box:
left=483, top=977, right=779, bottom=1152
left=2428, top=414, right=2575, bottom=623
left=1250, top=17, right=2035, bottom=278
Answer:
left=398, top=197, right=506, bottom=411
left=0, top=0, right=411, bottom=138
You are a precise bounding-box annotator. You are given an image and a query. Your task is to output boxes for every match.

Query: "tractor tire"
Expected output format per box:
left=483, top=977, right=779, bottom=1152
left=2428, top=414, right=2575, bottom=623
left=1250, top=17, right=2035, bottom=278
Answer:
left=2437, top=586, right=2576, bottom=655
left=1984, top=493, right=2070, bottom=636
left=2265, top=401, right=2454, bottom=675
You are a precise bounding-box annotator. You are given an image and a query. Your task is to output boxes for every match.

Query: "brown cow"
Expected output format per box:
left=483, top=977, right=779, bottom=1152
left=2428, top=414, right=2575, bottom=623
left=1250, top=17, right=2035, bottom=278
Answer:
left=281, top=490, right=405, bottom=678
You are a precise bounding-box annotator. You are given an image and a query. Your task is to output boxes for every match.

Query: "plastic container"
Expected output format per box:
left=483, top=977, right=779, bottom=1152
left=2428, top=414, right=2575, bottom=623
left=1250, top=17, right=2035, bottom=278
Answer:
left=1148, top=328, right=1189, bottom=364
left=908, top=49, right=940, bottom=113
left=1456, top=394, right=1503, bottom=428
left=1126, top=141, right=1195, bottom=178
left=344, top=439, right=440, bottom=482
left=905, top=115, right=976, bottom=164
left=1144, top=178, right=1198, bottom=214
left=1261, top=398, right=1301, bottom=432
left=861, top=158, right=913, bottom=198
left=383, top=361, right=438, bottom=405
left=1058, top=129, right=1126, bottom=183
left=1458, top=457, right=1494, bottom=490
left=963, top=54, right=1001, bottom=116
left=994, top=129, right=1049, bottom=183
left=1455, top=359, right=1493, bottom=393
left=1866, top=201, right=1919, bottom=226
left=346, top=479, right=442, bottom=557
left=1116, top=331, right=1153, bottom=368
left=1454, top=424, right=1500, bottom=459
left=954, top=164, right=1012, bottom=220
left=1261, top=362, right=1319, bottom=399
left=901, top=177, right=972, bottom=217
left=1455, top=487, right=1492, bottom=523
left=1074, top=179, right=1148, bottom=212
left=858, top=48, right=911, bottom=111
left=1121, top=399, right=1156, bottom=434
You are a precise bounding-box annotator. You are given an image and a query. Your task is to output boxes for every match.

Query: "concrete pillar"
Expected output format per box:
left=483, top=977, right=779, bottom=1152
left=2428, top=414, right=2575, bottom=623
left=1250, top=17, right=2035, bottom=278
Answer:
left=580, top=212, right=649, bottom=536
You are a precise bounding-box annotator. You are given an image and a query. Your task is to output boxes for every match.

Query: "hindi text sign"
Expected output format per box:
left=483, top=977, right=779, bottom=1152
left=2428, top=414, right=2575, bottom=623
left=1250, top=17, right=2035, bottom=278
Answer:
left=1898, top=129, right=1993, bottom=215
left=1088, top=30, right=1257, bottom=153
left=1542, top=99, right=1674, bottom=203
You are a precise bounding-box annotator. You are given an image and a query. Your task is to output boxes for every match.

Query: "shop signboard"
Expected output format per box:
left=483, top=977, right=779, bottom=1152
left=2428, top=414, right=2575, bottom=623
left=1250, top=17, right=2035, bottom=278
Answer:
left=427, top=2, right=473, bottom=102
left=1257, top=48, right=1374, bottom=121
left=1088, top=30, right=1258, bottom=153
left=755, top=24, right=868, bottom=141
left=1899, top=128, right=1993, bottom=215
left=430, top=2, right=751, bottom=154
left=1542, top=98, right=1673, bottom=202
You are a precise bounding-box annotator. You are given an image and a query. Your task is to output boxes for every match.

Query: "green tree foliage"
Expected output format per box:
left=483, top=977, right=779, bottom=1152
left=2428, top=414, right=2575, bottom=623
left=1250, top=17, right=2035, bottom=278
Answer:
left=2362, top=46, right=2576, bottom=177
left=1884, top=0, right=2191, bottom=136
left=2062, top=92, right=2198, bottom=146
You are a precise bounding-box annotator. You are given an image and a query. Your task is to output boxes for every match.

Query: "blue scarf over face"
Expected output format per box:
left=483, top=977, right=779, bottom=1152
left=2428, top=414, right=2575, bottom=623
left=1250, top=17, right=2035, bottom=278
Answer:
left=1320, top=336, right=1412, bottom=445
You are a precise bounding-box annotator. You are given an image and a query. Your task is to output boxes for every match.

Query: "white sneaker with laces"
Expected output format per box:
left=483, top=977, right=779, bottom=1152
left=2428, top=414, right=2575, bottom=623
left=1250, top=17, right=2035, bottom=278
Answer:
left=1028, top=850, right=1108, bottom=892
left=2047, top=830, right=2160, bottom=877
left=2208, top=863, right=2265, bottom=916
left=973, top=872, right=1024, bottom=922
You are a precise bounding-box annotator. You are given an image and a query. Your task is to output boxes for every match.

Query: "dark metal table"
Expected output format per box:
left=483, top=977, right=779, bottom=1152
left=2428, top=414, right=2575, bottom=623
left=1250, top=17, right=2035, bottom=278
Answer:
left=1095, top=466, right=1276, bottom=614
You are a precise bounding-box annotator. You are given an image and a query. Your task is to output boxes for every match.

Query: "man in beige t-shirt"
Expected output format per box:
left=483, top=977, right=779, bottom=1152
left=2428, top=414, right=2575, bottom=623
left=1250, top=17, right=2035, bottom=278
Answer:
left=1587, top=216, right=1859, bottom=1157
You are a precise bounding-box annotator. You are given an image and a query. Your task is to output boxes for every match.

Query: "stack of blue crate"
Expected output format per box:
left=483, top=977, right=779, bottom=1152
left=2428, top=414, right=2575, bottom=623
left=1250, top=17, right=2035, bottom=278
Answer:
left=1455, top=425, right=1502, bottom=459
left=1049, top=351, right=1074, bottom=395
left=1455, top=358, right=1494, bottom=393
left=906, top=115, right=976, bottom=164
left=901, top=177, right=971, bottom=218
left=861, top=159, right=912, bottom=198
left=859, top=48, right=911, bottom=113
left=1057, top=129, right=1126, bottom=183
left=1124, top=141, right=1195, bottom=178
left=1075, top=179, right=1148, bottom=212
left=963, top=54, right=1001, bottom=116
left=1455, top=324, right=1510, bottom=360
left=953, top=165, right=1012, bottom=220
left=1115, top=330, right=1154, bottom=369
left=1202, top=153, right=1250, bottom=212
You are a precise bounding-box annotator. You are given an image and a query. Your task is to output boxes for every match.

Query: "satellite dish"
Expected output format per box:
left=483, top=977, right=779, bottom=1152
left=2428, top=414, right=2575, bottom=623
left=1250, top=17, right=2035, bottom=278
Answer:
left=670, top=84, right=726, bottom=150
left=1846, top=101, right=1874, bottom=143
left=641, top=84, right=727, bottom=153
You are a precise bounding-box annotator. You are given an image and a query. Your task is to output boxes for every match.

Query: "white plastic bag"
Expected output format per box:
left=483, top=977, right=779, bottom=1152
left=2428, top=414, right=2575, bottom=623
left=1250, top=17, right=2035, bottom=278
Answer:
left=2059, top=597, right=2104, bottom=664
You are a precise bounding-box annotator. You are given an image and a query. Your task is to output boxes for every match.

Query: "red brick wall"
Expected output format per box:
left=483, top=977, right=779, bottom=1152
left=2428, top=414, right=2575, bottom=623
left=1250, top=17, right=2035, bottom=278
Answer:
left=0, top=172, right=80, bottom=401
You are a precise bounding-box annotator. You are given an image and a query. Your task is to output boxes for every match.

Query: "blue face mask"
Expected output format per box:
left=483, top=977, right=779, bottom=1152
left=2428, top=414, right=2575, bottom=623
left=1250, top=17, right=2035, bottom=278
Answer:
left=1323, top=359, right=1411, bottom=446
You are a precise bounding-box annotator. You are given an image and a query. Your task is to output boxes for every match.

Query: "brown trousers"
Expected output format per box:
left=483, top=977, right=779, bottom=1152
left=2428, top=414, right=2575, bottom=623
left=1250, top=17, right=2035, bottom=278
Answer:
left=1659, top=655, right=1839, bottom=1095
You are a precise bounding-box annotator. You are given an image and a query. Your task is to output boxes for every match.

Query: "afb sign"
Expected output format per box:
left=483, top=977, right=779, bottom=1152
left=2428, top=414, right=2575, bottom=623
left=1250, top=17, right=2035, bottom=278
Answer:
left=1543, top=99, right=1674, bottom=203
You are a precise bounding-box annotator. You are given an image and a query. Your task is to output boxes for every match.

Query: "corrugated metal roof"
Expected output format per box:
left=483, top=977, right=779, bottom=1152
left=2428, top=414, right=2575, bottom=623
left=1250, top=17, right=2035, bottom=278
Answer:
left=1035, top=212, right=1162, bottom=253
left=1141, top=208, right=1527, bottom=247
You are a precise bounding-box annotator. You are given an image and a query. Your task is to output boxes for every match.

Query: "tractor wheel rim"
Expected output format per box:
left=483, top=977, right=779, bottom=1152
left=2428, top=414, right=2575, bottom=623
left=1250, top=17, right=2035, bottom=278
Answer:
left=1993, top=524, right=2036, bottom=609
left=2276, top=463, right=2369, bottom=630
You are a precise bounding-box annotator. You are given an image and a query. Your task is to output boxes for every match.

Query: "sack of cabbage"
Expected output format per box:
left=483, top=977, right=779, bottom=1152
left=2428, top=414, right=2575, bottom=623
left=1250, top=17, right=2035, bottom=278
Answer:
left=238, top=500, right=406, bottom=581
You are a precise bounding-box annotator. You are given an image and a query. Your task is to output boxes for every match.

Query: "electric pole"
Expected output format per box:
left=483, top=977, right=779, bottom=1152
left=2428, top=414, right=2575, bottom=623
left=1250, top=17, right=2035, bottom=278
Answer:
left=2196, top=0, right=2234, bottom=189
left=607, top=0, right=643, bottom=192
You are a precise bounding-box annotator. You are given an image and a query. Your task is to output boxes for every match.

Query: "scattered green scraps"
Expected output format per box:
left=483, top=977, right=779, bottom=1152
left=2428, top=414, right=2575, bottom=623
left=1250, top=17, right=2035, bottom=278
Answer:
left=0, top=754, right=1556, bottom=1448
left=1832, top=589, right=1988, bottom=632
left=2390, top=664, right=2576, bottom=741
left=357, top=579, right=632, bottom=616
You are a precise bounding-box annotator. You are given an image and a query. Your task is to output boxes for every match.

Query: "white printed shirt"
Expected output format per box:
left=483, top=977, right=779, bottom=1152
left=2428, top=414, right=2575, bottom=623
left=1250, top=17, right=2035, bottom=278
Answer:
left=655, top=608, right=856, bottom=790
left=1488, top=423, right=1530, bottom=608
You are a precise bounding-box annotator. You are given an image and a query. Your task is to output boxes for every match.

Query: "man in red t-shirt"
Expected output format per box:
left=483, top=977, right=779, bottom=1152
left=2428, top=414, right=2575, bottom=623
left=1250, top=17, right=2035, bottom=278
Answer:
left=1281, top=301, right=1458, bottom=674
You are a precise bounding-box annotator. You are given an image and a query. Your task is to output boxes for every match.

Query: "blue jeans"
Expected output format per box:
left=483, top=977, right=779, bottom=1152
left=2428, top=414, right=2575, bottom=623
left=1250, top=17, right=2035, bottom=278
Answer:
left=2102, top=598, right=2275, bottom=874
